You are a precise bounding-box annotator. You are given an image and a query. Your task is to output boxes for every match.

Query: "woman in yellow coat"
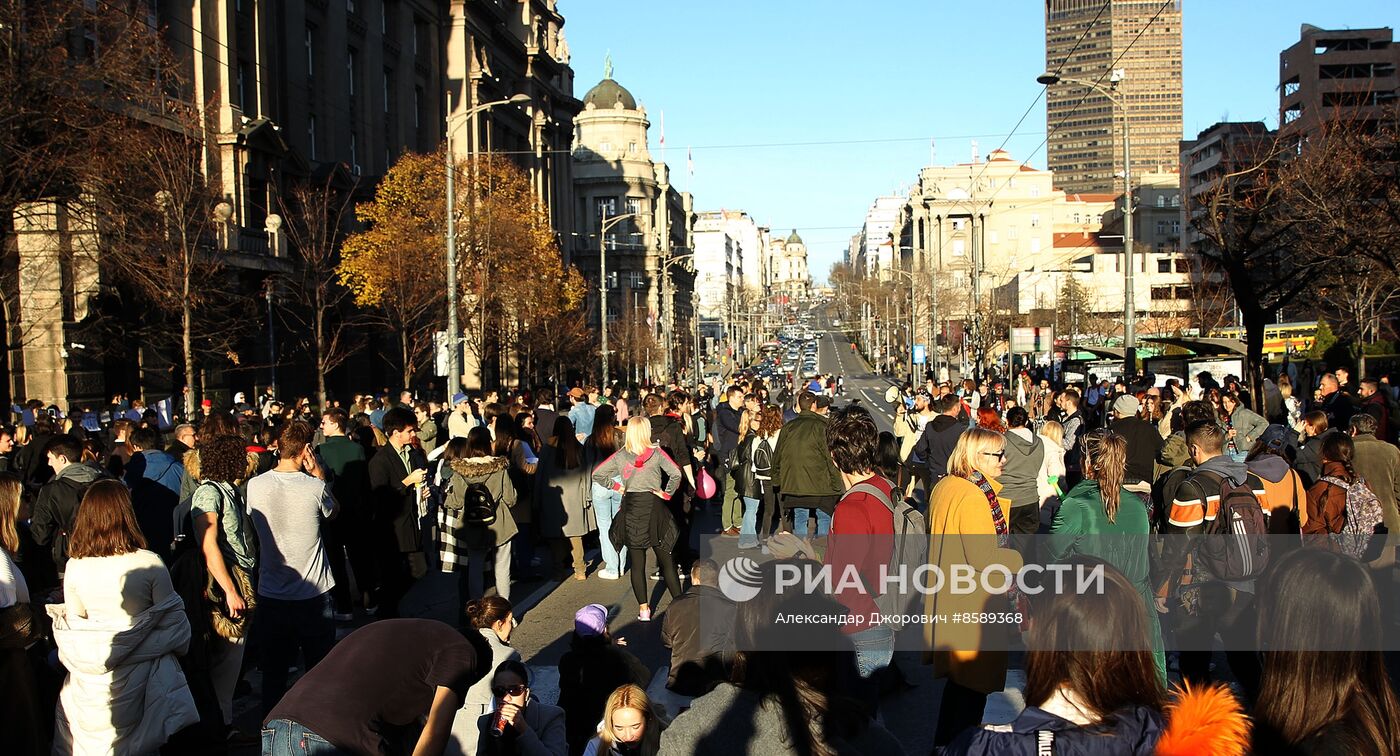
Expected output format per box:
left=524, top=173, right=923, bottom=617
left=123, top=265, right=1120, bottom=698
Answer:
left=925, top=427, right=1025, bottom=747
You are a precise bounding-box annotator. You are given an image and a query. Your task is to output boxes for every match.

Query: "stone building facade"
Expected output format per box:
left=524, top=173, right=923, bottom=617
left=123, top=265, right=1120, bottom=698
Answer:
left=570, top=65, right=695, bottom=379
left=7, top=0, right=583, bottom=408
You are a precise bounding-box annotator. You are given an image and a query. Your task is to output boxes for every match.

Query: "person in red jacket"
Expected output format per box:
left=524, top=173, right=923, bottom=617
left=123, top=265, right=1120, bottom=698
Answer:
left=823, top=406, right=895, bottom=681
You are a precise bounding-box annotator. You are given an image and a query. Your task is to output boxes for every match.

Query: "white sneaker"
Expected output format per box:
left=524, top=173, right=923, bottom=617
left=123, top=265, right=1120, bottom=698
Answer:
left=596, top=569, right=620, bottom=581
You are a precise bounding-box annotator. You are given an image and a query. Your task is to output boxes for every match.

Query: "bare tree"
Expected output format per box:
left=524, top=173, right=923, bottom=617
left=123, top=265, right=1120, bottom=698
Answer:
left=278, top=172, right=363, bottom=408
left=98, top=101, right=254, bottom=416
left=1185, top=134, right=1308, bottom=409
left=0, top=1, right=180, bottom=397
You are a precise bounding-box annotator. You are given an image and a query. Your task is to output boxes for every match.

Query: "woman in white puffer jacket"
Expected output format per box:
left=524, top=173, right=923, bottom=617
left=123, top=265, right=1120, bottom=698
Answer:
left=48, top=481, right=197, bottom=755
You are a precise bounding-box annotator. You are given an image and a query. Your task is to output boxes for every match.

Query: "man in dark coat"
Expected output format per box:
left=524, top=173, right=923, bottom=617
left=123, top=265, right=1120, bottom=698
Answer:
left=366, top=407, right=427, bottom=616
left=912, top=394, right=967, bottom=489
left=318, top=407, right=372, bottom=619
left=661, top=559, right=736, bottom=696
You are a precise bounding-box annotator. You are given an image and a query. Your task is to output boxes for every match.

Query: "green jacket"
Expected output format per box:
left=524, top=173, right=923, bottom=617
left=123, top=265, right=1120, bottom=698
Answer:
left=1049, top=479, right=1165, bottom=682
left=317, top=435, right=368, bottom=512
left=771, top=411, right=842, bottom=497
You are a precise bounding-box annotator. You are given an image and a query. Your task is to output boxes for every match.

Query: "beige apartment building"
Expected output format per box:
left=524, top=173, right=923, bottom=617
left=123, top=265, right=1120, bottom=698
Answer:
left=1044, top=0, right=1183, bottom=194
left=892, top=150, right=1191, bottom=347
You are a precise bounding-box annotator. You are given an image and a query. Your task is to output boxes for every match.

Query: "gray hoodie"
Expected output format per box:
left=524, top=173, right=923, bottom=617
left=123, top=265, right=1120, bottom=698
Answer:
left=1246, top=453, right=1290, bottom=485
left=1002, top=428, right=1045, bottom=510
left=1193, top=452, right=1249, bottom=488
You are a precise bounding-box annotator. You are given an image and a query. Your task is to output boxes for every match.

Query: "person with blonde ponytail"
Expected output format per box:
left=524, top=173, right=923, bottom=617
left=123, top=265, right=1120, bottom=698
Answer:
left=1047, top=429, right=1165, bottom=681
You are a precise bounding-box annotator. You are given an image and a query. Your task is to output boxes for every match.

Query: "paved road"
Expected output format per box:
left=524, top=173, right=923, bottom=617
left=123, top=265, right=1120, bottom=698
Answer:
left=818, top=312, right=899, bottom=434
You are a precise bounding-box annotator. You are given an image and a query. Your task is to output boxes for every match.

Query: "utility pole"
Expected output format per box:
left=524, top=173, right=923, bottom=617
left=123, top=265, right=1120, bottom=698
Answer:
left=599, top=208, right=610, bottom=387
left=1121, top=86, right=1136, bottom=377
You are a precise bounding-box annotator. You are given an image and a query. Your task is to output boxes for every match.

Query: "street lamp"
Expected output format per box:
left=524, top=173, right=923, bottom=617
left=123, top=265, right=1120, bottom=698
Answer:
left=1037, top=69, right=1135, bottom=374
left=659, top=249, right=696, bottom=381
left=597, top=210, right=646, bottom=387
left=444, top=92, right=530, bottom=402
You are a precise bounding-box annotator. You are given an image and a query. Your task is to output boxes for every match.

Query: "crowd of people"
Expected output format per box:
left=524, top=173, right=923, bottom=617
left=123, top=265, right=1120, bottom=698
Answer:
left=0, top=355, right=1398, bottom=755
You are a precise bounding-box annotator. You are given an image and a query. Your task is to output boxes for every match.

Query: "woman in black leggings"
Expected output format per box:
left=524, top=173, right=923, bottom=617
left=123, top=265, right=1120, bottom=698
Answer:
left=591, top=416, right=683, bottom=622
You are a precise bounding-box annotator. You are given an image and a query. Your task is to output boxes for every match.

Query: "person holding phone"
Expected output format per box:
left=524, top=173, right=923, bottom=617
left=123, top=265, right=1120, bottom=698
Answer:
left=473, top=660, right=566, bottom=756
left=246, top=420, right=339, bottom=717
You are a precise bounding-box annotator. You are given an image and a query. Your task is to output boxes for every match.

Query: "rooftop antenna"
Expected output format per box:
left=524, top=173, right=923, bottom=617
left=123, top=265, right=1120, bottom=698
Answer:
left=930, top=137, right=937, bottom=166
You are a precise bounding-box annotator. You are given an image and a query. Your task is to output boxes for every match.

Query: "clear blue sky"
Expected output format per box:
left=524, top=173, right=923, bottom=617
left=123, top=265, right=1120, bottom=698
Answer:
left=563, top=1, right=1400, bottom=283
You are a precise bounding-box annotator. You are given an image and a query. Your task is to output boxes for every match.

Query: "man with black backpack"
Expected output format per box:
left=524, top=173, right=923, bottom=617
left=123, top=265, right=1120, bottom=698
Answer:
left=1155, top=420, right=1266, bottom=703
left=29, top=434, right=105, bottom=581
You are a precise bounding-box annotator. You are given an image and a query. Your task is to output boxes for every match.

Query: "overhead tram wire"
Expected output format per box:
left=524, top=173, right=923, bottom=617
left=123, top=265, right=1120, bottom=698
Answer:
left=88, top=0, right=1059, bottom=162
left=956, top=0, right=1112, bottom=198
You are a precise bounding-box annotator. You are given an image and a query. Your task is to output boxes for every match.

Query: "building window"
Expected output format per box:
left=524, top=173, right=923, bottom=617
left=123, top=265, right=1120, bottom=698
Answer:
left=1029, top=186, right=1042, bottom=198
left=237, top=60, right=252, bottom=111
left=413, top=86, right=422, bottom=130
left=347, top=49, right=357, bottom=97
left=1158, top=258, right=1171, bottom=273
left=305, top=27, right=315, bottom=78
left=346, top=0, right=355, bottom=13
left=628, top=141, right=637, bottom=154
left=952, top=219, right=965, bottom=231
left=381, top=0, right=391, bottom=34
left=383, top=70, right=392, bottom=113
left=1171, top=194, right=1180, bottom=207
left=349, top=132, right=359, bottom=174
left=1151, top=286, right=1172, bottom=300
left=596, top=197, right=618, bottom=222
left=1030, top=238, right=1041, bottom=254
left=1156, top=195, right=1166, bottom=207
left=1176, top=258, right=1190, bottom=273
left=1030, top=213, right=1040, bottom=228
left=625, top=197, right=642, bottom=219
left=1073, top=213, right=1080, bottom=224
left=1009, top=225, right=1018, bottom=240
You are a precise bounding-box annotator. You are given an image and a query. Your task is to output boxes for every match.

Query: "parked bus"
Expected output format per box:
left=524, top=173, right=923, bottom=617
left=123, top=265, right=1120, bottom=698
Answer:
left=1211, top=321, right=1317, bottom=355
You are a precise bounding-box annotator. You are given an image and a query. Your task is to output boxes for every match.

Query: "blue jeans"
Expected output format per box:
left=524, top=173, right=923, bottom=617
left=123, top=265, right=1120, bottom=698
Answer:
left=255, top=593, right=336, bottom=717
left=592, top=483, right=626, bottom=574
left=262, top=719, right=347, bottom=755
left=850, top=625, right=895, bottom=678
left=793, top=508, right=831, bottom=537
left=739, top=497, right=760, bottom=548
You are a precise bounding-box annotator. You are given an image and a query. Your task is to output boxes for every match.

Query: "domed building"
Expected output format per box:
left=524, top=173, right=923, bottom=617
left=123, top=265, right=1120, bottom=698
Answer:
left=571, top=59, right=696, bottom=381
left=769, top=229, right=811, bottom=302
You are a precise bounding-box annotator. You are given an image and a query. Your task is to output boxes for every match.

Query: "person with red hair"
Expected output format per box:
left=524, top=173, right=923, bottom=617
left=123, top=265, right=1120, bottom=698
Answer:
left=975, top=406, right=1006, bottom=433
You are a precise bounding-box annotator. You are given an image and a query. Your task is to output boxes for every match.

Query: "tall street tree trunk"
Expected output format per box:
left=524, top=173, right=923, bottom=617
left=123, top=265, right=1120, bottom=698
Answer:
left=314, top=304, right=328, bottom=410
left=400, top=327, right=411, bottom=390
left=182, top=256, right=195, bottom=418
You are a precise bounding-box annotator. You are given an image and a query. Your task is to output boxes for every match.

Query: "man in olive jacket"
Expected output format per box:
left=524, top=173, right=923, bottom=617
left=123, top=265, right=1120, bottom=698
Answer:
left=771, top=391, right=843, bottom=535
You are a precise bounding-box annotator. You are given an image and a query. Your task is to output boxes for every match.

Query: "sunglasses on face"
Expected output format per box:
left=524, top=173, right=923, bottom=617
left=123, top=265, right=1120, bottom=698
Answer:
left=493, top=684, right=528, bottom=698
left=981, top=450, right=1006, bottom=460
